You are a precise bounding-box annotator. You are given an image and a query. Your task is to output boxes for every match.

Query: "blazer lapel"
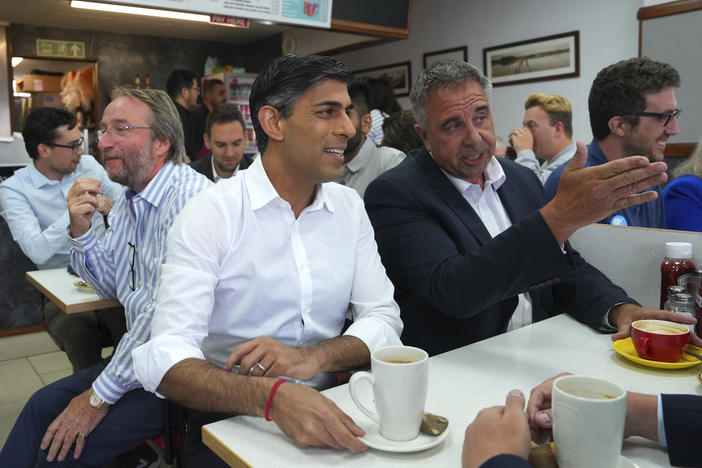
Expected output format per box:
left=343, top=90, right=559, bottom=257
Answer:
left=495, top=161, right=531, bottom=222
left=416, top=151, right=493, bottom=246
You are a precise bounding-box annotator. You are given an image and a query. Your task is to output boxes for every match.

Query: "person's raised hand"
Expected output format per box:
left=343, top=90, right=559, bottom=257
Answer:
left=509, top=127, right=534, bottom=152
left=67, top=178, right=103, bottom=238
left=540, top=141, right=667, bottom=244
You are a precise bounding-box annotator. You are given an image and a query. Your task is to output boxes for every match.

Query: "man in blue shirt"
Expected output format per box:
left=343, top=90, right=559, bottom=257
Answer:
left=0, top=107, right=126, bottom=372
left=0, top=88, right=211, bottom=466
left=544, top=57, right=680, bottom=228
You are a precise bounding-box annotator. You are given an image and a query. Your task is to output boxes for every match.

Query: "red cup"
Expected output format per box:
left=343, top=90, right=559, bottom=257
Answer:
left=630, top=320, right=690, bottom=362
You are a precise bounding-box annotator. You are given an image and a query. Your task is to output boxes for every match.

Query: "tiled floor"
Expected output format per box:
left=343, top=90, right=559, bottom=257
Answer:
left=0, top=331, right=112, bottom=447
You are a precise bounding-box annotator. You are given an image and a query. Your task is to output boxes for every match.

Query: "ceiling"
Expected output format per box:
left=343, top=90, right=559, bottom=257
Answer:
left=0, top=0, right=292, bottom=43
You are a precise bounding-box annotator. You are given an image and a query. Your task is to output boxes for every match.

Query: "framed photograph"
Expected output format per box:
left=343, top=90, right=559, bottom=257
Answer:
left=483, top=31, right=579, bottom=87
left=423, top=46, right=468, bottom=69
left=353, top=61, right=412, bottom=97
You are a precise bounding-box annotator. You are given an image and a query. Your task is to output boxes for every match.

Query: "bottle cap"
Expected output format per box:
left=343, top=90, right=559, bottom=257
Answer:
left=668, top=285, right=686, bottom=294
left=665, top=242, right=692, bottom=259
left=675, top=293, right=695, bottom=303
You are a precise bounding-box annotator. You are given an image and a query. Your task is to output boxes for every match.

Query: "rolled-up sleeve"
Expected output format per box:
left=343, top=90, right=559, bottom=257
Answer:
left=133, top=198, right=221, bottom=392
left=344, top=205, right=403, bottom=352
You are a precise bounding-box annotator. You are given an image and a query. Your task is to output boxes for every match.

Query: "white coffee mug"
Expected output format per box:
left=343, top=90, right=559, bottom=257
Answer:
left=348, top=346, right=428, bottom=441
left=552, top=375, right=627, bottom=468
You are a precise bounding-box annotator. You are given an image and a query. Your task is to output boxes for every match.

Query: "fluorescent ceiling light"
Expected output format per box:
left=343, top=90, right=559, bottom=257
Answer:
left=70, top=1, right=211, bottom=23
left=11, top=57, right=23, bottom=67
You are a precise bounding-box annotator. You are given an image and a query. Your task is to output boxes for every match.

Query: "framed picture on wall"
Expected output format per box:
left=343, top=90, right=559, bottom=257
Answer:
left=483, top=31, right=579, bottom=87
left=353, top=61, right=412, bottom=97
left=423, top=46, right=468, bottom=69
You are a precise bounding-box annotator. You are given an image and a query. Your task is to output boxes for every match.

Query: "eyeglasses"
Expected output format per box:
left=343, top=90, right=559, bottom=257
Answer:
left=98, top=125, right=152, bottom=139
left=128, top=242, right=136, bottom=291
left=632, top=108, right=682, bottom=127
left=49, top=137, right=84, bottom=151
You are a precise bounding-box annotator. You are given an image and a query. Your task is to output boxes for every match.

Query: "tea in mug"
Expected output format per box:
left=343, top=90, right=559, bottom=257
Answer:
left=383, top=359, right=414, bottom=364
left=565, top=388, right=616, bottom=399
left=633, top=322, right=687, bottom=335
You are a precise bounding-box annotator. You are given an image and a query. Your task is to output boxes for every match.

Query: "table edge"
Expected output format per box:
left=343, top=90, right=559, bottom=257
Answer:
left=202, top=424, right=254, bottom=468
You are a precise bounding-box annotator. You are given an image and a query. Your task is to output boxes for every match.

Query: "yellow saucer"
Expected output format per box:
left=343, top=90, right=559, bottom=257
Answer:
left=613, top=338, right=702, bottom=369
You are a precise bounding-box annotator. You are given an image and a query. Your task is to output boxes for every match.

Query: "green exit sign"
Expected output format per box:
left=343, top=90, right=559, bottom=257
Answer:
left=36, top=39, right=86, bottom=58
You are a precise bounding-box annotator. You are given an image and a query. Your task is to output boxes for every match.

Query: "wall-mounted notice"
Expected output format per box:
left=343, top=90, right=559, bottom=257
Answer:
left=103, top=0, right=332, bottom=28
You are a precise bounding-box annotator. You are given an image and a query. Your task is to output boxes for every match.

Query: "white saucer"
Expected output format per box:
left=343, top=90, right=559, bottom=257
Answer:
left=359, top=422, right=449, bottom=453
left=619, top=455, right=638, bottom=468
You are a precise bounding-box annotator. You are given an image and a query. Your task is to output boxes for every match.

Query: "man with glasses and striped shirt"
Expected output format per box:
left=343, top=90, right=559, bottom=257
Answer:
left=0, top=107, right=126, bottom=373
left=544, top=57, right=681, bottom=228
left=0, top=87, right=211, bottom=466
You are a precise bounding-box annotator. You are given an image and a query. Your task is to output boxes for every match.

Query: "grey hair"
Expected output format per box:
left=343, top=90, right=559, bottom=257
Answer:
left=674, top=136, right=702, bottom=178
left=410, top=60, right=492, bottom=127
left=110, top=86, right=186, bottom=165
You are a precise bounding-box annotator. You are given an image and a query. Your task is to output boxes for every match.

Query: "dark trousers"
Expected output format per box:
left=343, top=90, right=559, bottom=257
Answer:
left=43, top=299, right=127, bottom=373
left=0, top=360, right=163, bottom=467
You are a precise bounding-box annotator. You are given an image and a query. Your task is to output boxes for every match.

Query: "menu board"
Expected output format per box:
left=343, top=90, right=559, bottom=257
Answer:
left=103, top=0, right=332, bottom=28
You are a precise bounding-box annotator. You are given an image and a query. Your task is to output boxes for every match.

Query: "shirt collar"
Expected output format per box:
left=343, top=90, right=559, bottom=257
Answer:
left=125, top=161, right=176, bottom=207
left=344, top=137, right=375, bottom=173
left=246, top=156, right=335, bottom=213
left=210, top=155, right=238, bottom=183
left=437, top=154, right=507, bottom=194
left=27, top=160, right=72, bottom=188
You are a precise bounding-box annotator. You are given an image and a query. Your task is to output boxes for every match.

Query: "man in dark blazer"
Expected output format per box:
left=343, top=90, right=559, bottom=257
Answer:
left=190, top=103, right=253, bottom=182
left=364, top=60, right=690, bottom=357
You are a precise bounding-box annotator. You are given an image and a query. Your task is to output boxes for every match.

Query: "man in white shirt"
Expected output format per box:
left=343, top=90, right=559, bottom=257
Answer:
left=510, top=93, right=576, bottom=183
left=0, top=107, right=126, bottom=372
left=133, top=54, right=403, bottom=459
left=338, top=79, right=405, bottom=197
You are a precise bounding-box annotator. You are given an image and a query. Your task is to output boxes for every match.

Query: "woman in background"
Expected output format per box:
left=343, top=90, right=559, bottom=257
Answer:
left=367, top=78, right=402, bottom=145
left=663, top=136, right=702, bottom=232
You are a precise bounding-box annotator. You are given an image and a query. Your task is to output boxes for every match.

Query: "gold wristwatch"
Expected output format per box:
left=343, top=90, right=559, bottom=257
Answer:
left=88, top=387, right=111, bottom=410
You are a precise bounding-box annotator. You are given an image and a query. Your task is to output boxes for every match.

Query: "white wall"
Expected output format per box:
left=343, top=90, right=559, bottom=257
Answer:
left=335, top=0, right=644, bottom=144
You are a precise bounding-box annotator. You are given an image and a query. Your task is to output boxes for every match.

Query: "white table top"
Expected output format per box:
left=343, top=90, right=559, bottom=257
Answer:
left=203, top=315, right=702, bottom=468
left=26, top=268, right=121, bottom=313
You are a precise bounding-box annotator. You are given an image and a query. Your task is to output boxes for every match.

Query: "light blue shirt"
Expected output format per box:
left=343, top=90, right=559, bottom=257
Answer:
left=70, top=162, right=211, bottom=403
left=0, top=155, right=124, bottom=269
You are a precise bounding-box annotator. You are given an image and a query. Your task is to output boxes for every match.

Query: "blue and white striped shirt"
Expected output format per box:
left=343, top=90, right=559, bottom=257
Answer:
left=70, top=162, right=211, bottom=403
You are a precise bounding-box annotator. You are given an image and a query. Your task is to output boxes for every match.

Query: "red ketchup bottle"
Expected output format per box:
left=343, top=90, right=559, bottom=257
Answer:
left=660, top=242, right=695, bottom=309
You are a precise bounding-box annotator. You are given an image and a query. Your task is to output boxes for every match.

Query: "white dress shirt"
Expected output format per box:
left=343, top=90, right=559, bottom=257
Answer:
left=0, top=155, right=123, bottom=269
left=133, top=156, right=403, bottom=392
left=438, top=155, right=533, bottom=331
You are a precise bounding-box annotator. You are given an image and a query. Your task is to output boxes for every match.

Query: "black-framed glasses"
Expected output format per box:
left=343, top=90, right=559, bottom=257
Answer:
left=48, top=137, right=84, bottom=151
left=98, top=125, right=152, bottom=139
left=127, top=242, right=136, bottom=291
left=632, top=108, right=682, bottom=127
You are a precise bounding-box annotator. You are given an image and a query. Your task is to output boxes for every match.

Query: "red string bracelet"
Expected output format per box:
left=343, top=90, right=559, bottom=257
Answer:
left=265, top=378, right=286, bottom=422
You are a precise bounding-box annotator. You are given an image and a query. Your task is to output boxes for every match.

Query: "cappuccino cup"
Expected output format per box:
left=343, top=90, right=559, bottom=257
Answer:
left=631, top=319, right=690, bottom=362
left=553, top=375, right=626, bottom=468
left=348, top=346, right=428, bottom=441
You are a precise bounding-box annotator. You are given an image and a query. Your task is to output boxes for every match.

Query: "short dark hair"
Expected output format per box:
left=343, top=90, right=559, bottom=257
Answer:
left=249, top=54, right=352, bottom=154
left=166, top=69, right=198, bottom=100
left=381, top=110, right=423, bottom=154
left=206, top=103, right=246, bottom=135
left=203, top=78, right=224, bottom=95
left=347, top=79, right=371, bottom=116
left=22, top=107, right=77, bottom=159
left=589, top=57, right=680, bottom=140
left=368, top=78, right=401, bottom=114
